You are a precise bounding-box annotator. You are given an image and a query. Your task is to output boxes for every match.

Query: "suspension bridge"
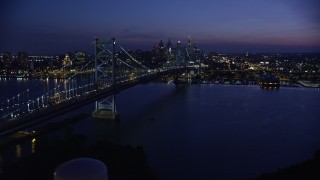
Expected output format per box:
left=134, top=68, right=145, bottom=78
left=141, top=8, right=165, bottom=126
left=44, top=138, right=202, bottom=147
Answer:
left=0, top=37, right=194, bottom=134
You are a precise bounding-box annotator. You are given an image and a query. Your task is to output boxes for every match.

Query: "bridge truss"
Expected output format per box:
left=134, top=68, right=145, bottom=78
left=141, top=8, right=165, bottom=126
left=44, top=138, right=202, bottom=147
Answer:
left=92, top=38, right=118, bottom=119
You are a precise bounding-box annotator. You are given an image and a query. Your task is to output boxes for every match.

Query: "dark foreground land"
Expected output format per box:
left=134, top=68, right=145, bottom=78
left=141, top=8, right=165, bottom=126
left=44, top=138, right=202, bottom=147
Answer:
left=0, top=127, right=157, bottom=180
left=0, top=113, right=319, bottom=180
left=253, top=150, right=320, bottom=180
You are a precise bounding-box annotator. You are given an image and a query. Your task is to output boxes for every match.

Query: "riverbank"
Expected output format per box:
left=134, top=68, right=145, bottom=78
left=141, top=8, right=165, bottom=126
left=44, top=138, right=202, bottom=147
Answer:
left=1, top=75, right=318, bottom=88
left=0, top=113, right=88, bottom=148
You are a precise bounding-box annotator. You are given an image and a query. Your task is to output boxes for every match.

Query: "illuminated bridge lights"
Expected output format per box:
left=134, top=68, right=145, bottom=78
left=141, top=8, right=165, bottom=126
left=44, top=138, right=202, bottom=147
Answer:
left=0, top=40, right=182, bottom=123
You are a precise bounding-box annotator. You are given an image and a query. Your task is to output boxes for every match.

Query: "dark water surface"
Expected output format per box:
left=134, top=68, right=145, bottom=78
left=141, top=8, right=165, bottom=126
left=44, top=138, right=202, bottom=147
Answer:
left=1, top=79, right=320, bottom=179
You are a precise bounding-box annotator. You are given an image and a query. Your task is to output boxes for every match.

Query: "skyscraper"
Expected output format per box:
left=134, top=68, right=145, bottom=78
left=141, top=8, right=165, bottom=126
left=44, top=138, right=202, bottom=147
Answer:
left=187, top=35, right=192, bottom=48
left=176, top=40, right=182, bottom=48
left=175, top=41, right=185, bottom=66
left=167, top=37, right=172, bottom=49
left=167, top=37, right=172, bottom=54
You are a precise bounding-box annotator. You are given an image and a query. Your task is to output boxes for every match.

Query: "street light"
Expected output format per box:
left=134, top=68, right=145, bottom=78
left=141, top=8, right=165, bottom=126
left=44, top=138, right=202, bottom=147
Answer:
left=37, top=98, right=40, bottom=108
left=42, top=95, right=45, bottom=107
left=17, top=94, right=20, bottom=106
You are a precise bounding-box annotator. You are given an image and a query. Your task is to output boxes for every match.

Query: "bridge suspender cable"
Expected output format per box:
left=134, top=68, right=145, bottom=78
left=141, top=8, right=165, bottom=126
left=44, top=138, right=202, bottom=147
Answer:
left=117, top=58, right=137, bottom=70
left=118, top=44, right=149, bottom=70
left=105, top=49, right=137, bottom=70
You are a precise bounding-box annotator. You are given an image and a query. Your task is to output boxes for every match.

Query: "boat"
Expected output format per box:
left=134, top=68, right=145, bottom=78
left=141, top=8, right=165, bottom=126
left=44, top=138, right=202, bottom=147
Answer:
left=259, top=74, right=280, bottom=89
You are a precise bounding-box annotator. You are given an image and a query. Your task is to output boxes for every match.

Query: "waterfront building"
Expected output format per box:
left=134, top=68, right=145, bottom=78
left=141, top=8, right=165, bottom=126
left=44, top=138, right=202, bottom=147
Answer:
left=1, top=52, right=12, bottom=69
left=259, top=74, right=280, bottom=89
left=62, top=54, right=72, bottom=67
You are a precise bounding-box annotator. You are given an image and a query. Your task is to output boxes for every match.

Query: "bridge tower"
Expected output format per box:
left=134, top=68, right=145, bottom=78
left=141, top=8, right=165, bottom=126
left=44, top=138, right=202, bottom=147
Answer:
left=92, top=38, right=119, bottom=120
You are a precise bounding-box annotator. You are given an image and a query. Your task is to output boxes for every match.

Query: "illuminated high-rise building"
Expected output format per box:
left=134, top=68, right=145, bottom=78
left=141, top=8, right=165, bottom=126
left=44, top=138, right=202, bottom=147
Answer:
left=175, top=40, right=185, bottom=66
left=176, top=40, right=182, bottom=48
left=166, top=37, right=172, bottom=54
left=187, top=35, right=192, bottom=48
left=167, top=37, right=172, bottom=49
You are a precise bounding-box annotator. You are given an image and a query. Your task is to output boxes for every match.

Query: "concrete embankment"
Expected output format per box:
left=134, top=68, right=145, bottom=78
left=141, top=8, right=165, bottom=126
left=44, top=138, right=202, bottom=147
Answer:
left=297, top=81, right=320, bottom=88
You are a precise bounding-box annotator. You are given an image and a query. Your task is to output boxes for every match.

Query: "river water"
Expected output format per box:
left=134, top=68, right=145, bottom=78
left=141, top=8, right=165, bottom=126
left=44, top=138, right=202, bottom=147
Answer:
left=1, top=78, right=320, bottom=179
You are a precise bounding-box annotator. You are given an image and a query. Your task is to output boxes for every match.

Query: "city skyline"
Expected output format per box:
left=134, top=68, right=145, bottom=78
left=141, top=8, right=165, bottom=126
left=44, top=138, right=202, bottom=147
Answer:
left=1, top=0, right=320, bottom=54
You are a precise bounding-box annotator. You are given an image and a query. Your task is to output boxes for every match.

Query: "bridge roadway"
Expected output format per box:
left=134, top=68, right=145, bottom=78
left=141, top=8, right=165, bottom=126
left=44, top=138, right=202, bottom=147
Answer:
left=0, top=68, right=184, bottom=136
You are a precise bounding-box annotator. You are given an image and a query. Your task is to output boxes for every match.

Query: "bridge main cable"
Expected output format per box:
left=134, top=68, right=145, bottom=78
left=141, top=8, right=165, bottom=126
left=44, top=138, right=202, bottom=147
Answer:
left=118, top=44, right=149, bottom=70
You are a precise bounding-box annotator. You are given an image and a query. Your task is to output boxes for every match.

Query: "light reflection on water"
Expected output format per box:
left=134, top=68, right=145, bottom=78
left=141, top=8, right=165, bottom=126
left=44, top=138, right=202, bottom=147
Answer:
left=15, top=144, right=22, bottom=158
left=31, top=138, right=36, bottom=154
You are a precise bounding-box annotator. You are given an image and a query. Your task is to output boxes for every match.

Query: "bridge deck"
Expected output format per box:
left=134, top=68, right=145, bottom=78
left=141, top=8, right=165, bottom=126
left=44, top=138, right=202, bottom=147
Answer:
left=0, top=69, right=182, bottom=136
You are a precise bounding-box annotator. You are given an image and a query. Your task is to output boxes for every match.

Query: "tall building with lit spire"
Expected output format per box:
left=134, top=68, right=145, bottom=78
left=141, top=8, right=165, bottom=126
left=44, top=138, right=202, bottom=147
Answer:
left=167, top=37, right=172, bottom=49
left=167, top=37, right=172, bottom=54
left=176, top=40, right=182, bottom=48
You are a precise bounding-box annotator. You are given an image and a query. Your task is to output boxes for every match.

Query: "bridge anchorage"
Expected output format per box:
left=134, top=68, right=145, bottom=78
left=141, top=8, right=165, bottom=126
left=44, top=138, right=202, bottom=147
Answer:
left=92, top=38, right=119, bottom=120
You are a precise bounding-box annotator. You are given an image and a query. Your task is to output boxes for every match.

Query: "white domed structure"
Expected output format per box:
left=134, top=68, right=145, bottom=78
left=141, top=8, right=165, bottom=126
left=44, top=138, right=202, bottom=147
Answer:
left=54, top=158, right=108, bottom=180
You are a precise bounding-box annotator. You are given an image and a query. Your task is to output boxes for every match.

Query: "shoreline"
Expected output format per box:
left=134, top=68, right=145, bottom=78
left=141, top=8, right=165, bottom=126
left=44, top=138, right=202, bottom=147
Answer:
left=0, top=113, right=88, bottom=148
left=1, top=75, right=319, bottom=88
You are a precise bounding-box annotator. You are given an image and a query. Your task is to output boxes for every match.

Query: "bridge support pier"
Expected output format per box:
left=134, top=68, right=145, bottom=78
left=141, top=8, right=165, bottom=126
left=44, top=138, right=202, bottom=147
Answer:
left=92, top=37, right=119, bottom=120
left=92, top=110, right=119, bottom=120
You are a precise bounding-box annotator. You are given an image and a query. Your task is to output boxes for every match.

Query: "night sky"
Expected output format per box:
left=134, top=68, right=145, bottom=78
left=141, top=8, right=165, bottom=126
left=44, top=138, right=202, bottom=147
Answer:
left=1, top=0, right=319, bottom=54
